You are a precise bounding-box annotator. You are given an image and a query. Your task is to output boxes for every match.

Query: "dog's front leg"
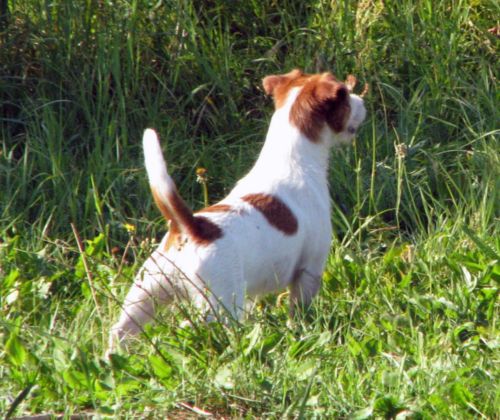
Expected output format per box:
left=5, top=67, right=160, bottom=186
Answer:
left=289, top=268, right=322, bottom=316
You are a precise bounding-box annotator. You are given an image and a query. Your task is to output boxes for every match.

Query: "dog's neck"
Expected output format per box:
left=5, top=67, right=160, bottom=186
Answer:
left=252, top=89, right=330, bottom=184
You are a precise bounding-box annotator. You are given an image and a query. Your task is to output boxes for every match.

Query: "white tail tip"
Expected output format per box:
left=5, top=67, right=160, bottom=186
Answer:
left=142, top=128, right=173, bottom=191
left=143, top=128, right=160, bottom=151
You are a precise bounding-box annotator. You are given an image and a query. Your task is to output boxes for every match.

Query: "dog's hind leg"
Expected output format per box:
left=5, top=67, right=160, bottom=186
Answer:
left=109, top=254, right=177, bottom=350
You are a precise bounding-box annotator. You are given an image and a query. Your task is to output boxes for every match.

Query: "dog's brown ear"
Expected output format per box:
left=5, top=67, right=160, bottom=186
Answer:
left=262, top=75, right=284, bottom=96
left=345, top=74, right=369, bottom=97
left=262, top=69, right=303, bottom=96
left=345, top=74, right=357, bottom=92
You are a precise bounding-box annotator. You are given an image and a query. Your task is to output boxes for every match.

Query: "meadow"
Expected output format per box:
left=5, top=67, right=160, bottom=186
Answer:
left=1, top=0, right=498, bottom=418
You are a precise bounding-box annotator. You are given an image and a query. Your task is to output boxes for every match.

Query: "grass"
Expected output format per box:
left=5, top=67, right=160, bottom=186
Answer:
left=1, top=0, right=498, bottom=417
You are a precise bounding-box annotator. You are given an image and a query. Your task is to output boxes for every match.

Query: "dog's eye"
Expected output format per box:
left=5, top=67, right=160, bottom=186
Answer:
left=347, top=126, right=356, bottom=135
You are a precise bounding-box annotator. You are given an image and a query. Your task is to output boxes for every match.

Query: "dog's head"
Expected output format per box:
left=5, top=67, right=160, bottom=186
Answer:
left=263, top=69, right=367, bottom=146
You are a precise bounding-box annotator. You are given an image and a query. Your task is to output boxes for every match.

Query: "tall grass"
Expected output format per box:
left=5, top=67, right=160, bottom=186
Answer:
left=1, top=0, right=498, bottom=417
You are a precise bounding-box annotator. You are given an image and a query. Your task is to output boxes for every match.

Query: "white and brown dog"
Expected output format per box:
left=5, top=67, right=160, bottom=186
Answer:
left=110, top=69, right=366, bottom=346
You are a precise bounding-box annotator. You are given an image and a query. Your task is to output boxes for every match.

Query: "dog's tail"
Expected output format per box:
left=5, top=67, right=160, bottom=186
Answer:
left=143, top=129, right=197, bottom=238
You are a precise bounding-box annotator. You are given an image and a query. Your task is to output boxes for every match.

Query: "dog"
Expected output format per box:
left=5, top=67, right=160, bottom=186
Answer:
left=109, top=69, right=367, bottom=347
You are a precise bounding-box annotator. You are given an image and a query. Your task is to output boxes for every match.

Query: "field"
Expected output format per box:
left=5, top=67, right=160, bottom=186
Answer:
left=1, top=0, right=499, bottom=418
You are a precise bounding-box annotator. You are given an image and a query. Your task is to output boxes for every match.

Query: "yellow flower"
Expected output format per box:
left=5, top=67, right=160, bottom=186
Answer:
left=123, top=223, right=136, bottom=233
left=196, top=167, right=208, bottom=183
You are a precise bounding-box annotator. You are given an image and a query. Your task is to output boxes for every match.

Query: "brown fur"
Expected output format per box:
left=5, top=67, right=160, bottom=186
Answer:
left=197, top=203, right=233, bottom=213
left=263, top=69, right=351, bottom=142
left=242, top=193, right=298, bottom=235
left=153, top=188, right=223, bottom=249
left=151, top=189, right=182, bottom=238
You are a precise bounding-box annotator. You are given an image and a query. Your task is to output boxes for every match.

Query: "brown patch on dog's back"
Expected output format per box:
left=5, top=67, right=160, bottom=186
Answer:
left=242, top=193, right=298, bottom=235
left=190, top=216, right=223, bottom=245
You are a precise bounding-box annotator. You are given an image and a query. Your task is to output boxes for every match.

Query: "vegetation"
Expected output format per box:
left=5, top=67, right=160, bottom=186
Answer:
left=1, top=0, right=498, bottom=417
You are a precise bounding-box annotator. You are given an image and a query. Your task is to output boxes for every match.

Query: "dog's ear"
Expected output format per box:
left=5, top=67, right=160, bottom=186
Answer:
left=344, top=74, right=357, bottom=92
left=344, top=74, right=369, bottom=97
left=262, top=69, right=303, bottom=96
left=262, top=75, right=284, bottom=96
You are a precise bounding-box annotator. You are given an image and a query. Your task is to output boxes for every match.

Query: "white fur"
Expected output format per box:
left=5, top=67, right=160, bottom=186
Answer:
left=109, top=83, right=366, bottom=349
left=143, top=128, right=178, bottom=207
